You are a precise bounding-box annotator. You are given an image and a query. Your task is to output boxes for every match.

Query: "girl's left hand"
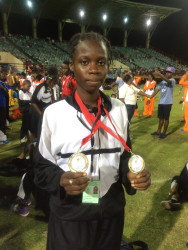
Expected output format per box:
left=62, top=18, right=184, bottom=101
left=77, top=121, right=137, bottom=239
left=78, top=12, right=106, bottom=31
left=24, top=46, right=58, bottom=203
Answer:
left=127, top=169, right=151, bottom=190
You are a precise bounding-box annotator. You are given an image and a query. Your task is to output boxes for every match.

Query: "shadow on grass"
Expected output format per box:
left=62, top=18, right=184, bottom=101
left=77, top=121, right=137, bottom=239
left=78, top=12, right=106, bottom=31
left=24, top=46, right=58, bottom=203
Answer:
left=0, top=182, right=18, bottom=209
left=0, top=228, right=25, bottom=249
left=167, top=121, right=184, bottom=136
left=29, top=214, right=49, bottom=223
left=125, top=181, right=181, bottom=249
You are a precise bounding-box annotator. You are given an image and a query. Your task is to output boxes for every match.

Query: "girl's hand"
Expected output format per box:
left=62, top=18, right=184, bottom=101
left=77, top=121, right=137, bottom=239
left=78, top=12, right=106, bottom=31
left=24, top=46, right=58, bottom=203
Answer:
left=146, top=99, right=151, bottom=105
left=60, top=171, right=91, bottom=195
left=127, top=169, right=151, bottom=190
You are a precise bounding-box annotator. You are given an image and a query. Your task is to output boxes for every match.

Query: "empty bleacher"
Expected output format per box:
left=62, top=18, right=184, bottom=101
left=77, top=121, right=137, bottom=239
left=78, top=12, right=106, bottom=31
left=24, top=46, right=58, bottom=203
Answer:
left=1, top=35, right=187, bottom=72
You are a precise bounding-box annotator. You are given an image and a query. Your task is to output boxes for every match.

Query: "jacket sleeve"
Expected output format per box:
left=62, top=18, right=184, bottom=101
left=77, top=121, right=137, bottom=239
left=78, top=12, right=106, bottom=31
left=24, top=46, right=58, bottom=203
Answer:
left=34, top=109, right=65, bottom=195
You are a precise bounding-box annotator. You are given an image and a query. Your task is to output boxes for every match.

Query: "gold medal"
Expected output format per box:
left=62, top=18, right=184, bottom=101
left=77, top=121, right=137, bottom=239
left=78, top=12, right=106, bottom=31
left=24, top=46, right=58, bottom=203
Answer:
left=68, top=152, right=89, bottom=173
left=128, top=154, right=145, bottom=174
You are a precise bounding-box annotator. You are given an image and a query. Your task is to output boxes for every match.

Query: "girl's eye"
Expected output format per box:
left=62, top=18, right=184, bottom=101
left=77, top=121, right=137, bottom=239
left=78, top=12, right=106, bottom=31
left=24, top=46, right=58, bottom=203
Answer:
left=98, top=60, right=106, bottom=66
left=81, top=60, right=88, bottom=65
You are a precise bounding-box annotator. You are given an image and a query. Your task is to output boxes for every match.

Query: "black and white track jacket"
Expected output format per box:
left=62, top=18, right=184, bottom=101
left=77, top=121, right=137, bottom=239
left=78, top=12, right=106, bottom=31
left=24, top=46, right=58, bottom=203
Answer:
left=34, top=91, right=136, bottom=221
left=18, top=89, right=32, bottom=113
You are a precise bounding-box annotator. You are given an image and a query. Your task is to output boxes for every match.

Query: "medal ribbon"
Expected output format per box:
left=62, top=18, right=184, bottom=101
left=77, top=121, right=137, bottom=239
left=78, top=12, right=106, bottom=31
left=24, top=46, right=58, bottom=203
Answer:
left=75, top=91, right=130, bottom=152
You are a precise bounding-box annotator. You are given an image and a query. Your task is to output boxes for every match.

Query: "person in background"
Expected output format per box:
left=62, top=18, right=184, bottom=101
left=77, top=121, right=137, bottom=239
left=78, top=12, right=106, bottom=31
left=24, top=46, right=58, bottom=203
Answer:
left=111, top=93, right=117, bottom=98
left=34, top=74, right=43, bottom=89
left=151, top=67, right=176, bottom=139
left=0, top=80, right=10, bottom=144
left=161, top=162, right=188, bottom=210
left=109, top=70, right=127, bottom=97
left=18, top=80, right=32, bottom=144
left=30, top=67, right=58, bottom=139
left=19, top=72, right=26, bottom=89
left=29, top=75, right=36, bottom=94
left=119, top=74, right=150, bottom=123
left=27, top=70, right=32, bottom=81
left=179, top=71, right=188, bottom=132
left=143, top=73, right=156, bottom=117
left=133, top=74, right=142, bottom=117
left=7, top=67, right=16, bottom=107
left=61, top=61, right=77, bottom=99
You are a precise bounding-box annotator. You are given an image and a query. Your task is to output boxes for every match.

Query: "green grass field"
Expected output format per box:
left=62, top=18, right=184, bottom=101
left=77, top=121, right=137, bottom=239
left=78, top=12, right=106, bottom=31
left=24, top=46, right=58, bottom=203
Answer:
left=0, top=84, right=188, bottom=250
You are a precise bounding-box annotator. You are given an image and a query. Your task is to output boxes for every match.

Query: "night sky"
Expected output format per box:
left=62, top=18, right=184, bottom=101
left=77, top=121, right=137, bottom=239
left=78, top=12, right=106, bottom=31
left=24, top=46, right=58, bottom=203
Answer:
left=0, top=0, right=188, bottom=63
left=135, top=0, right=188, bottom=63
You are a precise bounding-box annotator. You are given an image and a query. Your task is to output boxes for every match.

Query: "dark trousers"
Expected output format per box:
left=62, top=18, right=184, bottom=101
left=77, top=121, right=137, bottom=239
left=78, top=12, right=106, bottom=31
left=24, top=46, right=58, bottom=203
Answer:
left=125, top=104, right=136, bottom=123
left=20, top=112, right=30, bottom=139
left=0, top=108, right=6, bottom=134
left=47, top=211, right=124, bottom=250
left=174, top=163, right=188, bottom=200
left=23, top=169, right=35, bottom=200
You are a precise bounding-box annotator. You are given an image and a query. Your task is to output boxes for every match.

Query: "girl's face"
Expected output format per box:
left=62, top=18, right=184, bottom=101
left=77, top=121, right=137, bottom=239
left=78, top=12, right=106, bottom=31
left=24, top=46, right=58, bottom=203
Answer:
left=47, top=80, right=56, bottom=89
left=23, top=83, right=31, bottom=91
left=70, top=39, right=108, bottom=93
left=62, top=64, right=69, bottom=75
left=148, top=74, right=153, bottom=81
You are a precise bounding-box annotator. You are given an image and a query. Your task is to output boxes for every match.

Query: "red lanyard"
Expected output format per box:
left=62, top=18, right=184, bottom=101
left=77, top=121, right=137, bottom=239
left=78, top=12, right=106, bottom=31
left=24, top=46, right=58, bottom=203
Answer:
left=74, top=91, right=130, bottom=152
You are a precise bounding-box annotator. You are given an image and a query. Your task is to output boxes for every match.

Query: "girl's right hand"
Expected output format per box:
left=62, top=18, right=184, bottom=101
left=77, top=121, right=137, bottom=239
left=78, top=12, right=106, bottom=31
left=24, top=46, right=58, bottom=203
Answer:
left=60, top=171, right=91, bottom=195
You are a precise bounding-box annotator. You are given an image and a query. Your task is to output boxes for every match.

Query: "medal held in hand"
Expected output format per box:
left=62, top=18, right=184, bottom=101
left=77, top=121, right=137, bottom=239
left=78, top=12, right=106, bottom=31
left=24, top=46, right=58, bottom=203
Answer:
left=68, top=152, right=89, bottom=173
left=128, top=154, right=145, bottom=174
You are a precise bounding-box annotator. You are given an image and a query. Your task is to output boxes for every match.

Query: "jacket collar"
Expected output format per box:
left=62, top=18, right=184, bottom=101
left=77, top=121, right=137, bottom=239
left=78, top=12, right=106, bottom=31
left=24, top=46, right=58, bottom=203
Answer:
left=65, top=90, right=112, bottom=115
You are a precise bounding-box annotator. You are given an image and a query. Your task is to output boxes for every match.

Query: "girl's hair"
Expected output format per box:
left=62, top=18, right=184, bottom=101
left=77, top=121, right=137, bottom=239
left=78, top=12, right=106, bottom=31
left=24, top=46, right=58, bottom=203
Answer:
left=148, top=72, right=155, bottom=80
left=23, top=80, right=31, bottom=85
left=123, top=74, right=132, bottom=83
left=62, top=61, right=70, bottom=65
left=36, top=74, right=43, bottom=81
left=47, top=67, right=58, bottom=83
left=69, top=31, right=113, bottom=65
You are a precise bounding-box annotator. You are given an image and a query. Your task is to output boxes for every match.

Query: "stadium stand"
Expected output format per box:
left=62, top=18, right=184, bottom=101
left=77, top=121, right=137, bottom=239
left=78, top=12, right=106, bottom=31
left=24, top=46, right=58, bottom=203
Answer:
left=0, top=35, right=187, bottom=73
left=0, top=37, right=29, bottom=60
left=113, top=46, right=188, bottom=72
left=7, top=36, right=70, bottom=66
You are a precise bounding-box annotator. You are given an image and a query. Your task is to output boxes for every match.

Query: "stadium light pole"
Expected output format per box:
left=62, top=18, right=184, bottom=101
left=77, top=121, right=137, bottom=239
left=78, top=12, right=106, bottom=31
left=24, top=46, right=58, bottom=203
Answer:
left=26, top=1, right=38, bottom=39
left=146, top=18, right=151, bottom=49
left=123, top=17, right=128, bottom=48
left=2, top=0, right=13, bottom=35
left=79, top=9, right=85, bottom=33
left=102, top=13, right=108, bottom=37
left=58, top=19, right=63, bottom=42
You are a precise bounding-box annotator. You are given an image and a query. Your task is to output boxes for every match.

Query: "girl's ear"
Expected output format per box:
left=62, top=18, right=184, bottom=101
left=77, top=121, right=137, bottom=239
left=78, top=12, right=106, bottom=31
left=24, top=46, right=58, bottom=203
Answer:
left=69, top=62, right=74, bottom=72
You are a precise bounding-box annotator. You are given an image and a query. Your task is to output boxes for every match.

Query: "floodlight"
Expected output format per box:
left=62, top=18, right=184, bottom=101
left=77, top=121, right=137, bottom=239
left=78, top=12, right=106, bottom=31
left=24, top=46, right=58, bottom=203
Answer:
left=27, top=1, right=32, bottom=8
left=124, top=17, right=128, bottom=24
left=80, top=10, right=85, bottom=18
left=103, top=14, right=107, bottom=21
left=146, top=18, right=151, bottom=27
left=102, top=14, right=107, bottom=21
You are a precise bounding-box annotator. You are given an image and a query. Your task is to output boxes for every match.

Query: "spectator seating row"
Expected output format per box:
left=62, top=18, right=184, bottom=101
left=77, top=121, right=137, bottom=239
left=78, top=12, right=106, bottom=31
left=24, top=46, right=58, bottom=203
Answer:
left=1, top=36, right=187, bottom=72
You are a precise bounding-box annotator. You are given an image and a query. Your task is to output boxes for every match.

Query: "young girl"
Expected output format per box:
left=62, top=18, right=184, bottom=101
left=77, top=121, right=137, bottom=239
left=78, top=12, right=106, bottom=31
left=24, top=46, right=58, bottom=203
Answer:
left=61, top=61, right=77, bottom=99
left=34, top=32, right=151, bottom=250
left=18, top=80, right=32, bottom=143
left=30, top=67, right=58, bottom=139
left=143, top=73, right=156, bottom=117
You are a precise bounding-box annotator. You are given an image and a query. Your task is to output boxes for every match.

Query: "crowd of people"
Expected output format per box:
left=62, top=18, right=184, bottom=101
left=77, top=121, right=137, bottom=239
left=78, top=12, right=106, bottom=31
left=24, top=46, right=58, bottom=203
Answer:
left=0, top=31, right=187, bottom=250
